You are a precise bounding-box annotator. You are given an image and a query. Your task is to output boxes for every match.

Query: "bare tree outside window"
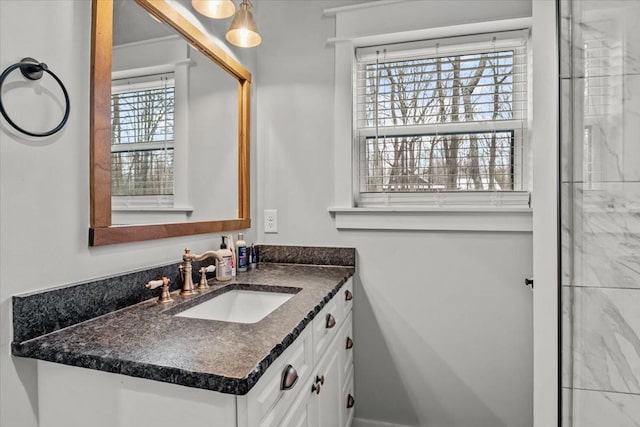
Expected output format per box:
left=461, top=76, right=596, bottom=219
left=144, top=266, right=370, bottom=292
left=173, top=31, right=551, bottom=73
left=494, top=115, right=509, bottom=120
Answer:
left=360, top=48, right=520, bottom=193
left=111, top=82, right=175, bottom=196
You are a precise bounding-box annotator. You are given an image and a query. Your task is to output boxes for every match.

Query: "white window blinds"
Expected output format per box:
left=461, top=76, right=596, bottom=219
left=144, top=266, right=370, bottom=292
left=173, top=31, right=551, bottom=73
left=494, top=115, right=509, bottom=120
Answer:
left=111, top=73, right=175, bottom=197
left=355, top=30, right=529, bottom=197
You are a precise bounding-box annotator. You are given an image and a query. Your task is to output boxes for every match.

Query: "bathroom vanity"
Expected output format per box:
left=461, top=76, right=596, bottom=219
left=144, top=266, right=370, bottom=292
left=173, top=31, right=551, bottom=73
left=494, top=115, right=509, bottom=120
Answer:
left=12, top=246, right=355, bottom=427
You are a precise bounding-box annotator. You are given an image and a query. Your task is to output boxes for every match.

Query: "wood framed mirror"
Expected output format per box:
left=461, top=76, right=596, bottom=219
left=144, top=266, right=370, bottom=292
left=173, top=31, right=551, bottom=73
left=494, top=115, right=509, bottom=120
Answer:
left=89, top=0, right=251, bottom=246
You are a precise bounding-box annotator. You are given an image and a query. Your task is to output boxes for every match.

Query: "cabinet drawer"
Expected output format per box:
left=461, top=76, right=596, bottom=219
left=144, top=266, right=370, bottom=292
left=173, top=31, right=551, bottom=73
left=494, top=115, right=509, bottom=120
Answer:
left=238, top=327, right=313, bottom=427
left=312, top=290, right=344, bottom=364
left=340, top=277, right=354, bottom=317
left=339, top=311, right=354, bottom=379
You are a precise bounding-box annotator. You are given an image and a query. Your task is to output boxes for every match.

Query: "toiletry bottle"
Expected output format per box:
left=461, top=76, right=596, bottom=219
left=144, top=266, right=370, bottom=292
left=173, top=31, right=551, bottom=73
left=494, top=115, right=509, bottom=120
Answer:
left=237, top=233, right=248, bottom=272
left=220, top=235, right=227, bottom=249
left=249, top=243, right=256, bottom=270
left=227, top=234, right=236, bottom=276
left=215, top=249, right=233, bottom=281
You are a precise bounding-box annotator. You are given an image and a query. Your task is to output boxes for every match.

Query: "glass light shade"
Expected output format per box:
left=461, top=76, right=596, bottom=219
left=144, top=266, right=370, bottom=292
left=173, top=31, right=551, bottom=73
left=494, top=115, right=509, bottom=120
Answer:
left=192, top=0, right=236, bottom=19
left=225, top=4, right=262, bottom=48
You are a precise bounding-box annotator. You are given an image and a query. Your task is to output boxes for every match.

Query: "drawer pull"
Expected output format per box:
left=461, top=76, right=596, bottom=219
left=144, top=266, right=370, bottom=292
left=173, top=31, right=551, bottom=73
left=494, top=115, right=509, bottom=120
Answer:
left=326, top=314, right=336, bottom=329
left=345, top=289, right=353, bottom=301
left=347, top=394, right=355, bottom=408
left=312, top=382, right=322, bottom=395
left=280, top=365, right=299, bottom=391
left=315, top=375, right=325, bottom=385
left=346, top=337, right=354, bottom=349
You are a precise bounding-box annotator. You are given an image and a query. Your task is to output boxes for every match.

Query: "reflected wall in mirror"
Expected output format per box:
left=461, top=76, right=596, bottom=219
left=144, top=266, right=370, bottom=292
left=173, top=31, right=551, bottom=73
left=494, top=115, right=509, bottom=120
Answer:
left=90, top=0, right=251, bottom=246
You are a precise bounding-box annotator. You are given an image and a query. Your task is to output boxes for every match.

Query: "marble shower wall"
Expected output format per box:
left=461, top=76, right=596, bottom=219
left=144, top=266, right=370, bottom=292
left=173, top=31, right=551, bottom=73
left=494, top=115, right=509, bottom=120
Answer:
left=561, top=1, right=640, bottom=425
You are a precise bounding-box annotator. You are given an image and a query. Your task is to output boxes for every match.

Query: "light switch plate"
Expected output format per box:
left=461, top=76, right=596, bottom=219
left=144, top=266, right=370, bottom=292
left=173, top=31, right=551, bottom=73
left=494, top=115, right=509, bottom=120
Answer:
left=264, top=209, right=278, bottom=233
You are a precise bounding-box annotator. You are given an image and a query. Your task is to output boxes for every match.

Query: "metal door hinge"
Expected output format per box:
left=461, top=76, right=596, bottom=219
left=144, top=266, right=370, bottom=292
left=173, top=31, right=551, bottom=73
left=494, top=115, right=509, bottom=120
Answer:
left=525, top=277, right=534, bottom=289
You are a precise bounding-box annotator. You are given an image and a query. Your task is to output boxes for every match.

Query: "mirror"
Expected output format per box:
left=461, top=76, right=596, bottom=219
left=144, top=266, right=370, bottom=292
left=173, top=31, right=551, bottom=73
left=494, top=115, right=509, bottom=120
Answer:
left=111, top=2, right=239, bottom=226
left=90, top=0, right=251, bottom=246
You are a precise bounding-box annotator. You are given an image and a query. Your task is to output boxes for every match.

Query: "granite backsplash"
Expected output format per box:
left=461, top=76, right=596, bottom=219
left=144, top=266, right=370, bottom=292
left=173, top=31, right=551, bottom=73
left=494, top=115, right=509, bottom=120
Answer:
left=257, top=244, right=356, bottom=266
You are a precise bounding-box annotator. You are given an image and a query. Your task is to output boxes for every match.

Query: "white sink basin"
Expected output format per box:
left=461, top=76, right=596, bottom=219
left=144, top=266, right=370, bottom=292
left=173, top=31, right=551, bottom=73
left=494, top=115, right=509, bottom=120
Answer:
left=175, top=289, right=294, bottom=323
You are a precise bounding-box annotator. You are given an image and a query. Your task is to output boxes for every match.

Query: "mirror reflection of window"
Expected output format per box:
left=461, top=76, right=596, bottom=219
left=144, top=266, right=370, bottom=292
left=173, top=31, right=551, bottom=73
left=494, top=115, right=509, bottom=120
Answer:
left=111, top=30, right=195, bottom=225
left=111, top=73, right=175, bottom=206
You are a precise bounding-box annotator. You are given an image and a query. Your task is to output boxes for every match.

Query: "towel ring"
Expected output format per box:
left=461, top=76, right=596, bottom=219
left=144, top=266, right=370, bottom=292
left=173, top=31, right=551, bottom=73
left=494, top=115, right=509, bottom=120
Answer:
left=0, top=57, right=70, bottom=137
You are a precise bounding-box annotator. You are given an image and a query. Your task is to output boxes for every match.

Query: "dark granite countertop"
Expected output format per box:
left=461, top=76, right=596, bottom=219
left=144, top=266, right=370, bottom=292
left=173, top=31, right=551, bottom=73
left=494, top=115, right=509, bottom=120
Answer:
left=12, top=262, right=354, bottom=395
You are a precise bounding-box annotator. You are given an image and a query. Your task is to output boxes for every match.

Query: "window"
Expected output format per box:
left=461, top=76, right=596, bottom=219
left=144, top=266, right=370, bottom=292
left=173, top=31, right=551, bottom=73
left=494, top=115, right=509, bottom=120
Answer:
left=354, top=31, right=529, bottom=206
left=111, top=73, right=175, bottom=205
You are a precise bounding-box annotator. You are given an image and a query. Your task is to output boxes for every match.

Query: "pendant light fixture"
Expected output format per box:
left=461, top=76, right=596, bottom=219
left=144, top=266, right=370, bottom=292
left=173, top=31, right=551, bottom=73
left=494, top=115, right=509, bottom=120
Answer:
left=192, top=0, right=236, bottom=19
left=225, top=0, right=262, bottom=48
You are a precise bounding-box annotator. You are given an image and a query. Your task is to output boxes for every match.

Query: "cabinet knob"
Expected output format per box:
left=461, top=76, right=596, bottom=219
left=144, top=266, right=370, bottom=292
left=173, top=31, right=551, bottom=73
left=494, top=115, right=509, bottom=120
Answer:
left=315, top=375, right=325, bottom=385
left=346, top=336, right=354, bottom=349
left=311, top=382, right=321, bottom=395
left=326, top=313, right=336, bottom=329
left=345, top=289, right=353, bottom=301
left=347, top=394, right=355, bottom=408
left=280, top=365, right=299, bottom=391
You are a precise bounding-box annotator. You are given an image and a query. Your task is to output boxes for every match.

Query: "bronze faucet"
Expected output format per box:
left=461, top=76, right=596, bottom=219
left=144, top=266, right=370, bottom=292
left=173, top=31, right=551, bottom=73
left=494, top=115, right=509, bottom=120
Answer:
left=180, top=248, right=225, bottom=295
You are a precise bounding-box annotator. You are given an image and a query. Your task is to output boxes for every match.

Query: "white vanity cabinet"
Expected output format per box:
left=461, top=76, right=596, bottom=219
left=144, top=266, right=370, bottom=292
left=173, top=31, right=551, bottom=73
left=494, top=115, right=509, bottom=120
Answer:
left=36, top=278, right=354, bottom=427
left=275, top=279, right=355, bottom=427
left=238, top=277, right=355, bottom=427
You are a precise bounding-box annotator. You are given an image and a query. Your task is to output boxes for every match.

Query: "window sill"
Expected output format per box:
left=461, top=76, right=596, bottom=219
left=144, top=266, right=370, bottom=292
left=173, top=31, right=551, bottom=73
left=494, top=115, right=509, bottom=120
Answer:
left=328, top=206, right=532, bottom=232
left=112, top=206, right=194, bottom=226
left=112, top=206, right=194, bottom=213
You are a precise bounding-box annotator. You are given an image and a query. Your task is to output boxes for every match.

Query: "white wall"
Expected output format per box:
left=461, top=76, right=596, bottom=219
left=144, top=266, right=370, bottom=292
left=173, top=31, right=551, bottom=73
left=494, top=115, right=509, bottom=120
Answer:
left=0, top=2, right=257, bottom=426
left=255, top=1, right=533, bottom=426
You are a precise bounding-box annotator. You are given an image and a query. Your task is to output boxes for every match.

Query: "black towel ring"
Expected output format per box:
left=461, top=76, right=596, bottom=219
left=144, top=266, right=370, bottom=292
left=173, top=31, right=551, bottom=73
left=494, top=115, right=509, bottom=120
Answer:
left=0, top=57, right=70, bottom=137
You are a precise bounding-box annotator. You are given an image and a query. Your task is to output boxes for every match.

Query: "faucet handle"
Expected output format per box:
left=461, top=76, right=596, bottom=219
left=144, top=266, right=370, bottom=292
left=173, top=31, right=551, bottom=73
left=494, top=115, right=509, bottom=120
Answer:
left=145, top=277, right=172, bottom=303
left=197, top=265, right=215, bottom=290
left=146, top=279, right=164, bottom=290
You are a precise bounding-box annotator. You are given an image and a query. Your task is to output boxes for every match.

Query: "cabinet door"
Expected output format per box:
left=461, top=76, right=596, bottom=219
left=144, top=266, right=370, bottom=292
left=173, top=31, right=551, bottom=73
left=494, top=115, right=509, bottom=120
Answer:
left=279, top=377, right=314, bottom=427
left=341, top=365, right=355, bottom=427
left=313, top=343, right=341, bottom=427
